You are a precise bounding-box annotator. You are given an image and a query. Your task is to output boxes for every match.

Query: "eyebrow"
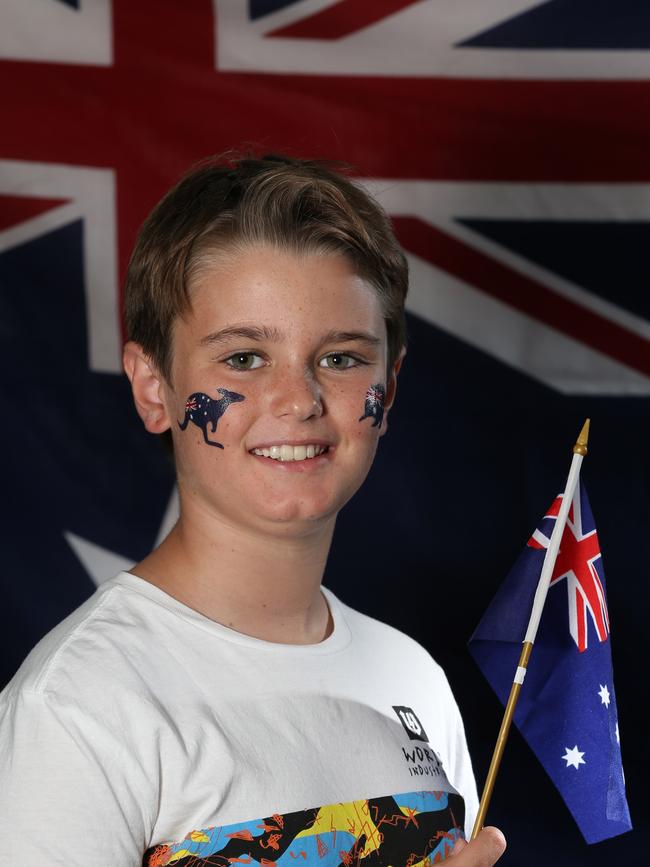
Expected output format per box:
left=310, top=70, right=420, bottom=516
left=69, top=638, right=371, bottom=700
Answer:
left=199, top=325, right=382, bottom=348
left=200, top=325, right=283, bottom=346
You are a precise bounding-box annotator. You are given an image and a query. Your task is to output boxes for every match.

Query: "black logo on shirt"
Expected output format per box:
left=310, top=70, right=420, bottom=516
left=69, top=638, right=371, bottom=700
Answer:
left=393, top=706, right=429, bottom=742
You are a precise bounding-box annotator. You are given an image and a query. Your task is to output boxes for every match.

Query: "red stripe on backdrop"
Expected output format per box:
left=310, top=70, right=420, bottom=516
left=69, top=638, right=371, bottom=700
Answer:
left=267, top=0, right=423, bottom=40
left=393, top=216, right=650, bottom=378
left=0, top=196, right=69, bottom=232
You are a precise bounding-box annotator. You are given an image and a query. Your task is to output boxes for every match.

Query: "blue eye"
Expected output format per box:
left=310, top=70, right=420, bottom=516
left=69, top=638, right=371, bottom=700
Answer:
left=319, top=353, right=362, bottom=370
left=225, top=352, right=264, bottom=370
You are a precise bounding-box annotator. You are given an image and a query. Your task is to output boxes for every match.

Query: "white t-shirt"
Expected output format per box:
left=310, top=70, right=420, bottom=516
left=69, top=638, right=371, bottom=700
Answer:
left=0, top=572, right=478, bottom=866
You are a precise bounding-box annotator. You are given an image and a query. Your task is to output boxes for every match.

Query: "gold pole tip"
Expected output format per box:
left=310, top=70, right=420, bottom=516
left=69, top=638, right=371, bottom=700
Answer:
left=573, top=418, right=590, bottom=456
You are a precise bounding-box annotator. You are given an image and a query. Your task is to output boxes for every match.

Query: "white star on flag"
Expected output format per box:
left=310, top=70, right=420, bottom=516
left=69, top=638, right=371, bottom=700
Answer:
left=615, top=722, right=620, bottom=745
left=598, top=684, right=611, bottom=707
left=563, top=745, right=586, bottom=770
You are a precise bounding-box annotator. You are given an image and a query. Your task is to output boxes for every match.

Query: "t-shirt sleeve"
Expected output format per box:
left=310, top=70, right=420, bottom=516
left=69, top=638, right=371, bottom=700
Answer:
left=0, top=687, right=154, bottom=866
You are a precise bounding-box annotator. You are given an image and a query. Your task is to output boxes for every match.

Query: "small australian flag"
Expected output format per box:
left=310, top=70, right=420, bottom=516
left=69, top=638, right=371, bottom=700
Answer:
left=469, top=481, right=632, bottom=843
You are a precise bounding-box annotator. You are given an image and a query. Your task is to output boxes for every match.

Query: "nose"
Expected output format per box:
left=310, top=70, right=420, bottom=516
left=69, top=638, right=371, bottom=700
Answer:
left=269, top=365, right=323, bottom=421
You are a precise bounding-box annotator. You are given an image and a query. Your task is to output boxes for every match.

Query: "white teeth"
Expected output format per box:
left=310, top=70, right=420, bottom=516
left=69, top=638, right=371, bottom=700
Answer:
left=251, top=444, right=328, bottom=462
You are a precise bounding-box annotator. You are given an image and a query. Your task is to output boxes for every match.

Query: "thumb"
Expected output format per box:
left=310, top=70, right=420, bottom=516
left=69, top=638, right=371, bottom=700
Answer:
left=447, top=827, right=506, bottom=865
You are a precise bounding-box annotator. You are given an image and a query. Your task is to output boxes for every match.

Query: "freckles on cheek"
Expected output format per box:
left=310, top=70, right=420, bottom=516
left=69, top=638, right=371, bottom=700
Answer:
left=176, top=386, right=246, bottom=449
left=357, top=383, right=386, bottom=430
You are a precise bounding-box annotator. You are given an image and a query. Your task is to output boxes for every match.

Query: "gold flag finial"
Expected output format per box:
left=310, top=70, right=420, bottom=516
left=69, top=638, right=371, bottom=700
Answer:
left=573, top=418, right=590, bottom=456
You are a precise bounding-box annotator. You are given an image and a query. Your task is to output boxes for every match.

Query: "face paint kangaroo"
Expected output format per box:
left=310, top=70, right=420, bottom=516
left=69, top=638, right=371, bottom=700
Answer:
left=178, top=389, right=245, bottom=448
left=358, top=383, right=386, bottom=428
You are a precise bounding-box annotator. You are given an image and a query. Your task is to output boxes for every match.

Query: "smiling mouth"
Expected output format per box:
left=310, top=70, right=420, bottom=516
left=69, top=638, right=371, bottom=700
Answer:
left=250, top=444, right=330, bottom=462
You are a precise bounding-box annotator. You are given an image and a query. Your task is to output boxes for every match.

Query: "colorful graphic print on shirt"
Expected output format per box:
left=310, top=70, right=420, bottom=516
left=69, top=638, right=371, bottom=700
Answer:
left=143, top=788, right=465, bottom=866
left=177, top=388, right=246, bottom=448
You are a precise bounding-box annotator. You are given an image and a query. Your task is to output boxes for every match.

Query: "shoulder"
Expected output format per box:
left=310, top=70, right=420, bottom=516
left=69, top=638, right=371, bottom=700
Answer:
left=323, top=586, right=476, bottom=824
left=324, top=586, right=451, bottom=688
left=0, top=582, right=159, bottom=854
left=2, top=572, right=160, bottom=706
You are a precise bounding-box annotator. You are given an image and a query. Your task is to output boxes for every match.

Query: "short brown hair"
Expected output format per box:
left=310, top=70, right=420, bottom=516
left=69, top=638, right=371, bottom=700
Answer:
left=124, top=152, right=409, bottom=381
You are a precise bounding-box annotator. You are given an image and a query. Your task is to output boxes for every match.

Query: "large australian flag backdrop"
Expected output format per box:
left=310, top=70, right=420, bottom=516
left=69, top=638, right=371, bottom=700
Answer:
left=1, top=2, right=648, bottom=864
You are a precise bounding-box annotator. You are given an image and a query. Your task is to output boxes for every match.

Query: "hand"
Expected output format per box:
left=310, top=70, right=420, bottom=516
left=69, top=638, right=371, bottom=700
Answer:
left=445, top=827, right=506, bottom=865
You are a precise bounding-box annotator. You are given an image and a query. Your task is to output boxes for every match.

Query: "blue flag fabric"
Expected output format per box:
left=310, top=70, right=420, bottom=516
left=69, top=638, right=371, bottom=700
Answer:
left=469, top=480, right=632, bottom=844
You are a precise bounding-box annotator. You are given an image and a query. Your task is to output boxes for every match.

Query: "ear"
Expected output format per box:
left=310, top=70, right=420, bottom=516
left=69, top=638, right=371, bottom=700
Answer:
left=123, top=341, right=172, bottom=434
left=379, top=345, right=406, bottom=438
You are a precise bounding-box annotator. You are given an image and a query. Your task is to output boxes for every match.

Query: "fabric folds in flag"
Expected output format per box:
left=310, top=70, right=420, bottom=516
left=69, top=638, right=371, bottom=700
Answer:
left=469, top=481, right=632, bottom=843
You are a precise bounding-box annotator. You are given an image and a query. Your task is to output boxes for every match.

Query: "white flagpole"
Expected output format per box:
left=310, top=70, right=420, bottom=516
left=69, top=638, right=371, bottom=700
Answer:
left=470, top=419, right=590, bottom=840
left=524, top=439, right=586, bottom=645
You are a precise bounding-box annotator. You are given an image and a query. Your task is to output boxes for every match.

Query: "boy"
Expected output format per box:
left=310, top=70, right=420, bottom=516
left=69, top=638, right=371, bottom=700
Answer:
left=0, top=153, right=505, bottom=866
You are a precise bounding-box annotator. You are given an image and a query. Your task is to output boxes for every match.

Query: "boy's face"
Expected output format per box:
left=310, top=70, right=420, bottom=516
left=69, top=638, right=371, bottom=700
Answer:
left=137, top=244, right=403, bottom=537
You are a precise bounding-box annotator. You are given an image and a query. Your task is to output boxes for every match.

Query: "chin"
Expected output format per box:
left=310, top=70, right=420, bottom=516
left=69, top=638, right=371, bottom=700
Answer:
left=255, top=498, right=341, bottom=530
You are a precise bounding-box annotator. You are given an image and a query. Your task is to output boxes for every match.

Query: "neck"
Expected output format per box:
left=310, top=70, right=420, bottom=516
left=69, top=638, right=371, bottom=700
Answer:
left=131, top=495, right=337, bottom=645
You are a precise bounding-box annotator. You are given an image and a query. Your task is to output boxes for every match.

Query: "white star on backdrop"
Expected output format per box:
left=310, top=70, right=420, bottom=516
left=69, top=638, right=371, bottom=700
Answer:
left=598, top=683, right=611, bottom=707
left=65, top=488, right=179, bottom=587
left=562, top=745, right=586, bottom=770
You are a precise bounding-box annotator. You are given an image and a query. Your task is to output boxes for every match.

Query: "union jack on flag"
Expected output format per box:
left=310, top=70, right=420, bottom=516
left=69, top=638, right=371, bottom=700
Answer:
left=527, top=490, right=610, bottom=652
left=470, top=480, right=632, bottom=843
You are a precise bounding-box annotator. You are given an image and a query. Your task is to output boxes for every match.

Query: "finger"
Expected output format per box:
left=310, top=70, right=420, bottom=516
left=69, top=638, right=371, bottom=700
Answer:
left=448, top=827, right=506, bottom=865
